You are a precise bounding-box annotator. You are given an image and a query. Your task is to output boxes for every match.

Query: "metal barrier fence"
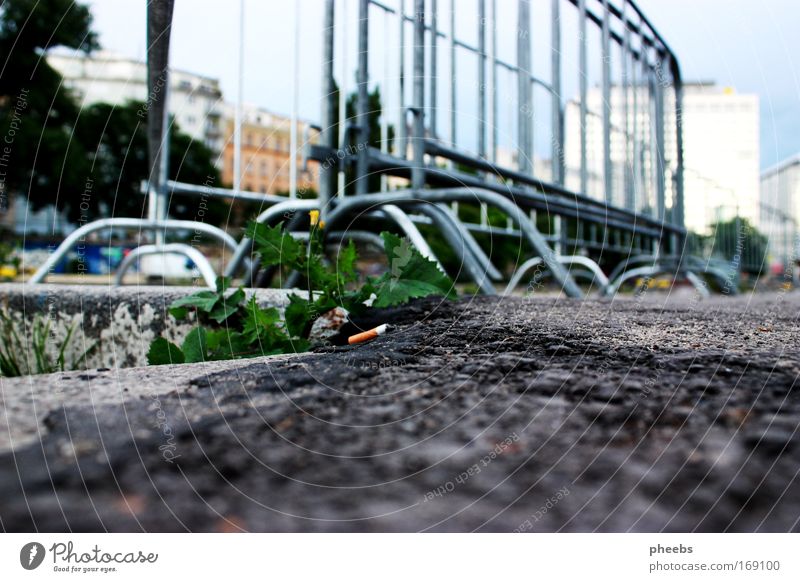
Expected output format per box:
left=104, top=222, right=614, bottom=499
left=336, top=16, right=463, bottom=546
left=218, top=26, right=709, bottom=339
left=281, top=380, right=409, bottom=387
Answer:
left=305, top=0, right=699, bottom=296
left=32, top=0, right=710, bottom=297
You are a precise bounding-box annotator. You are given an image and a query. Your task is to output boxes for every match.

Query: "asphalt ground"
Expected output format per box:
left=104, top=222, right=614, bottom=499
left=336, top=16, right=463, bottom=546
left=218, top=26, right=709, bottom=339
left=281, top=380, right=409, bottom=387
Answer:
left=1, top=289, right=799, bottom=532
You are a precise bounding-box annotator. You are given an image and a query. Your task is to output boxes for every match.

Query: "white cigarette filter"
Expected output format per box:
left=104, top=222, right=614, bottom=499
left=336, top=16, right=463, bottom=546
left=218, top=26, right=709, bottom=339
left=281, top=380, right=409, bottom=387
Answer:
left=348, top=324, right=389, bottom=345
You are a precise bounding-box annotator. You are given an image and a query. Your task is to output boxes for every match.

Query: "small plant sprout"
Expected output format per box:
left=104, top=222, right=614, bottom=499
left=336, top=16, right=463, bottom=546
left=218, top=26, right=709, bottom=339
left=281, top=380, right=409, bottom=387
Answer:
left=147, top=222, right=456, bottom=366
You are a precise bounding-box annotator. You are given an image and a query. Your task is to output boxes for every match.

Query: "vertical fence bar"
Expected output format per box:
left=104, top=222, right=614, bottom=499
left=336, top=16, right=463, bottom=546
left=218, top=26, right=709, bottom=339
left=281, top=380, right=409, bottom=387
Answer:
left=412, top=0, right=426, bottom=190
left=478, top=0, right=486, bottom=159
left=647, top=59, right=658, bottom=254
left=156, top=81, right=170, bottom=237
left=319, top=0, right=335, bottom=216
left=601, top=0, right=612, bottom=205
left=338, top=1, right=348, bottom=196
left=516, top=0, right=531, bottom=174
left=551, top=0, right=563, bottom=185
left=449, top=0, right=457, bottom=212
left=578, top=0, right=588, bottom=195
left=622, top=0, right=634, bottom=212
left=381, top=7, right=390, bottom=192
left=631, top=26, right=639, bottom=213
left=398, top=0, right=406, bottom=159
left=430, top=0, right=438, bottom=139
left=674, top=69, right=685, bottom=233
left=147, top=0, right=175, bottom=242
left=356, top=0, right=370, bottom=195
left=289, top=0, right=300, bottom=199
left=449, top=0, right=456, bottom=148
left=641, top=45, right=650, bottom=216
left=489, top=0, right=498, bottom=163
left=654, top=68, right=666, bottom=224
left=554, top=215, right=563, bottom=256
left=648, top=70, right=656, bottom=219
left=232, top=0, right=244, bottom=204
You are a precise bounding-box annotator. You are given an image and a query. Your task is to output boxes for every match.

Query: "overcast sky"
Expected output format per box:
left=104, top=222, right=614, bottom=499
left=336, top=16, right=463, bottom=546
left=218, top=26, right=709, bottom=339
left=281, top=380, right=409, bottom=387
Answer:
left=84, top=0, right=800, bottom=170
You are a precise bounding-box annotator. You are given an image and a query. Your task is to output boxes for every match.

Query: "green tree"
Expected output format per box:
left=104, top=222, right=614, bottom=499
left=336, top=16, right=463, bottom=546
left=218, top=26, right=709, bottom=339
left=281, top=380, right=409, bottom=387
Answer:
left=710, top=217, right=768, bottom=276
left=73, top=101, right=224, bottom=223
left=0, top=0, right=98, bottom=216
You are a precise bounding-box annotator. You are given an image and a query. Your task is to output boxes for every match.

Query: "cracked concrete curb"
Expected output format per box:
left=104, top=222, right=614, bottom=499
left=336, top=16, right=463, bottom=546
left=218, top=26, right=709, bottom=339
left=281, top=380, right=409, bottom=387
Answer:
left=0, top=352, right=305, bottom=453
left=0, top=283, right=298, bottom=370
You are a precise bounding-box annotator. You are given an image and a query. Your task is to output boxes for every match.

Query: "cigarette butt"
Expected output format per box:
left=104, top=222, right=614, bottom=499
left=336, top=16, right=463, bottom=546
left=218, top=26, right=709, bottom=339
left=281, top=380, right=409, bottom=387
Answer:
left=348, top=324, right=389, bottom=345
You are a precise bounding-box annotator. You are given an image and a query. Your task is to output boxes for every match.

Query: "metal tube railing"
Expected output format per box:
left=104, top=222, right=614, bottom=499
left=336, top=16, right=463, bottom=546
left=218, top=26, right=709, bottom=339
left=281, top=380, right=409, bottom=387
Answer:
left=29, top=218, right=238, bottom=284
left=324, top=188, right=584, bottom=298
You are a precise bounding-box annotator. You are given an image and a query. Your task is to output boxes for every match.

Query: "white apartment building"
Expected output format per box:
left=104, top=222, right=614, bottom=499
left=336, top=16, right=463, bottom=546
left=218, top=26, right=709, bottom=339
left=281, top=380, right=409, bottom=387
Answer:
left=47, top=50, right=225, bottom=155
left=563, top=82, right=759, bottom=234
left=680, top=83, right=760, bottom=234
left=760, top=154, right=800, bottom=266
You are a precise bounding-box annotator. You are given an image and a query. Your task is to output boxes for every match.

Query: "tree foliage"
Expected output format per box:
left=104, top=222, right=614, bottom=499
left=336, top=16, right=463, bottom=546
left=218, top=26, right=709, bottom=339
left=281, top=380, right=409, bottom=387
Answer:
left=0, top=0, right=98, bottom=216
left=710, top=217, right=768, bottom=276
left=73, top=101, right=223, bottom=222
left=0, top=0, right=223, bottom=225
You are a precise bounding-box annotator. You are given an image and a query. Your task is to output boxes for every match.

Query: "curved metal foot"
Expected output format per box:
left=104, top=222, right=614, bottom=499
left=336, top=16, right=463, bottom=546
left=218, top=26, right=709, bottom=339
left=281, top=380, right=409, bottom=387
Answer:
left=410, top=204, right=496, bottom=294
left=605, top=265, right=711, bottom=299
left=114, top=243, right=218, bottom=288
left=505, top=255, right=609, bottom=295
left=29, top=218, right=237, bottom=284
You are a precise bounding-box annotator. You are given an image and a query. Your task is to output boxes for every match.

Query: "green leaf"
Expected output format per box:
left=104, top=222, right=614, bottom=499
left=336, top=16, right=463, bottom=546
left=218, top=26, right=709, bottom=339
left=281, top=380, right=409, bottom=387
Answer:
left=304, top=253, right=336, bottom=291
left=284, top=294, right=314, bottom=338
left=206, top=329, right=251, bottom=359
left=170, top=290, right=220, bottom=314
left=335, top=239, right=359, bottom=284
left=147, top=338, right=185, bottom=365
left=168, top=306, right=188, bottom=320
left=209, top=287, right=246, bottom=323
left=246, top=221, right=304, bottom=269
left=372, top=231, right=455, bottom=308
left=215, top=276, right=231, bottom=293
left=341, top=279, right=376, bottom=315
left=181, top=326, right=208, bottom=363
left=242, top=298, right=282, bottom=342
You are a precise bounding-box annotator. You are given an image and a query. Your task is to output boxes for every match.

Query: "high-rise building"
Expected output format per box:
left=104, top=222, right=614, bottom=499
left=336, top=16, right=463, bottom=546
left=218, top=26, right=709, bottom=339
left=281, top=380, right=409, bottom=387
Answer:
left=47, top=50, right=225, bottom=156
left=760, top=154, right=800, bottom=268
left=680, top=83, right=760, bottom=234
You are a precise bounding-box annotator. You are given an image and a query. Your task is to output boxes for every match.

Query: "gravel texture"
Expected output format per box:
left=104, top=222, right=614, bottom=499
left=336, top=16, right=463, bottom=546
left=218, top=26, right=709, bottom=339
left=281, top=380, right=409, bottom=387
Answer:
left=1, top=290, right=799, bottom=532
